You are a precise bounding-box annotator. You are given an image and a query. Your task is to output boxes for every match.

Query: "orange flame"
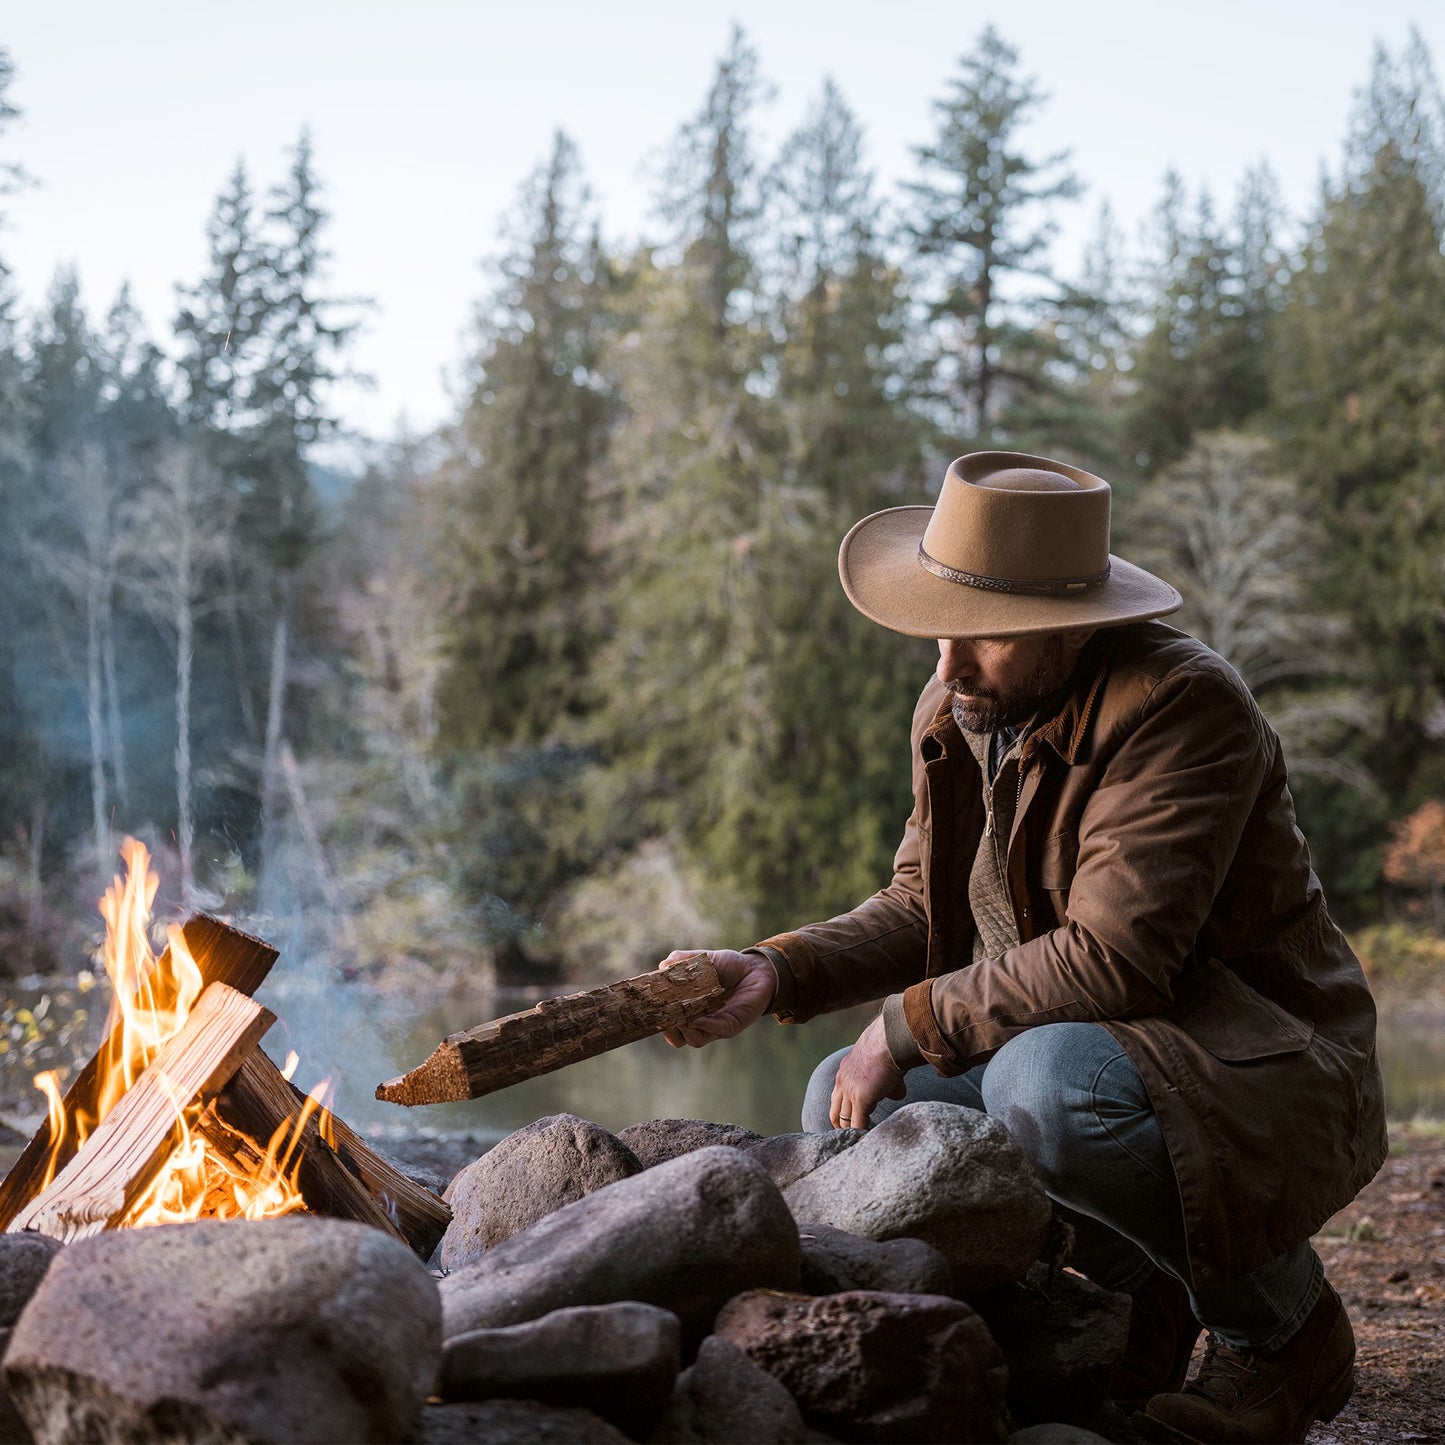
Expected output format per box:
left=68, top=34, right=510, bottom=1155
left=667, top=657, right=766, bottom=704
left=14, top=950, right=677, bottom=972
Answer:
left=34, top=838, right=319, bottom=1230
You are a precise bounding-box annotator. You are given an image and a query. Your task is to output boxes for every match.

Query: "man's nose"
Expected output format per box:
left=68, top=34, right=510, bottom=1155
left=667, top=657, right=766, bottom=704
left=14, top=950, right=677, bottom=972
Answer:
left=937, top=638, right=976, bottom=685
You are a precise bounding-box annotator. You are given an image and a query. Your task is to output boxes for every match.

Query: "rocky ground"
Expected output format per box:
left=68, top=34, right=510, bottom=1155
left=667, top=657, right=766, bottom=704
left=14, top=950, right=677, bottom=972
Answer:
left=1305, top=1125, right=1444, bottom=1444
left=0, top=1116, right=1440, bottom=1442
left=382, top=1120, right=1445, bottom=1443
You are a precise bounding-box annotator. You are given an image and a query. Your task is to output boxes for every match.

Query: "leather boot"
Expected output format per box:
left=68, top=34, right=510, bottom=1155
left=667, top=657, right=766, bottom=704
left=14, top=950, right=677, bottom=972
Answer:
left=1110, top=1269, right=1202, bottom=1410
left=1138, top=1279, right=1355, bottom=1444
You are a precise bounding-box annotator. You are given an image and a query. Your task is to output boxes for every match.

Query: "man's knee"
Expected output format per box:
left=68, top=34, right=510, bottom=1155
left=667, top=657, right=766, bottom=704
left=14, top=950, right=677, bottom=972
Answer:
left=802, top=1046, right=851, bottom=1132
left=979, top=1022, right=1125, bottom=1182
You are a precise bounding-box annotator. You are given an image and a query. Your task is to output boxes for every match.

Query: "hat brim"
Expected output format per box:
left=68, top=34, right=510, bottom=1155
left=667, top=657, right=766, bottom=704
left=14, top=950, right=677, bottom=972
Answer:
left=839, top=506, right=1183, bottom=639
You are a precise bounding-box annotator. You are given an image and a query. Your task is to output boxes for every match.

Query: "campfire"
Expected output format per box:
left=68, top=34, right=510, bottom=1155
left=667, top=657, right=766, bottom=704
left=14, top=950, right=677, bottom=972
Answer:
left=0, top=840, right=449, bottom=1258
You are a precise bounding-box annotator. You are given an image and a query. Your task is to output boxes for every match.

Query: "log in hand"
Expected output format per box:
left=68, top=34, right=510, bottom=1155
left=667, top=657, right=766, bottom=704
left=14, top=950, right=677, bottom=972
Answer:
left=657, top=949, right=776, bottom=1047
left=830, top=1012, right=906, bottom=1130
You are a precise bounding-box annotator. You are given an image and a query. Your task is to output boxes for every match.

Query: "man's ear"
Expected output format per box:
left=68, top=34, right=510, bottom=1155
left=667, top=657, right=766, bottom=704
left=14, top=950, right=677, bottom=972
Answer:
left=1062, top=627, right=1097, bottom=651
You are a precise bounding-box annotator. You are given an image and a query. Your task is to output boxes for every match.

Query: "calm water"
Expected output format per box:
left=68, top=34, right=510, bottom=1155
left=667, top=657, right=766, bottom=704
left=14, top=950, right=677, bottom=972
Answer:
left=5, top=973, right=1443, bottom=1143
left=254, top=972, right=1445, bottom=1144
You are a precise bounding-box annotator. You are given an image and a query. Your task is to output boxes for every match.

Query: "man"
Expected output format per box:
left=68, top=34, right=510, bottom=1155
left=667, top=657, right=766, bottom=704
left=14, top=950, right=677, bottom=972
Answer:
left=662, top=452, right=1387, bottom=1445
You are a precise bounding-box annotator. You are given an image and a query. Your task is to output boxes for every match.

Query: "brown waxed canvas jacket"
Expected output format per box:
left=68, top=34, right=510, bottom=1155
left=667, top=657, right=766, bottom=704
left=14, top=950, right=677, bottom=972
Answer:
left=757, top=621, right=1388, bottom=1288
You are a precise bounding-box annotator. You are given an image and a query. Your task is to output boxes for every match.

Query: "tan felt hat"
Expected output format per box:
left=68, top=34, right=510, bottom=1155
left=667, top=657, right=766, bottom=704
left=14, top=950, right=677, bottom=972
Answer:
left=839, top=451, right=1182, bottom=639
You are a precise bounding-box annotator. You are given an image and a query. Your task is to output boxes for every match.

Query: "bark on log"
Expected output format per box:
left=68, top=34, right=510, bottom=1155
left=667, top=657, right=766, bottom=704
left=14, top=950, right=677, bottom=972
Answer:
left=312, top=1104, right=452, bottom=1260
left=6, top=984, right=273, bottom=1241
left=375, top=956, right=727, bottom=1106
left=0, top=915, right=278, bottom=1230
left=210, top=1049, right=450, bottom=1259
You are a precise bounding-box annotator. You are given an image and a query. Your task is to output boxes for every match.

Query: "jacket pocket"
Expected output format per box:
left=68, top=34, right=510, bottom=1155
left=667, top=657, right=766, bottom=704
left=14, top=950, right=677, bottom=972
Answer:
left=1168, top=957, right=1315, bottom=1060
left=1039, top=829, right=1078, bottom=889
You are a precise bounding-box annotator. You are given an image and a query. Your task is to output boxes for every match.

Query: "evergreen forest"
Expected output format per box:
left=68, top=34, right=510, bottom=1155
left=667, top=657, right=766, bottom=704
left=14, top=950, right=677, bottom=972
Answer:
left=0, top=26, right=1442, bottom=1024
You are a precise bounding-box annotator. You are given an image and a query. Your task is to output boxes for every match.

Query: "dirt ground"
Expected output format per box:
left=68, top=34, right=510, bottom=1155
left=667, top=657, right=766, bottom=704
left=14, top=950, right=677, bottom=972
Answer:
left=1304, top=1125, right=1445, bottom=1443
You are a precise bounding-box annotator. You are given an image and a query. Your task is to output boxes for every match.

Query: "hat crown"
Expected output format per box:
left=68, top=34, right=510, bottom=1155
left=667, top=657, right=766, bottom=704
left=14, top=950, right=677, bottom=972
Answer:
left=920, top=452, right=1111, bottom=588
left=975, top=466, right=1083, bottom=494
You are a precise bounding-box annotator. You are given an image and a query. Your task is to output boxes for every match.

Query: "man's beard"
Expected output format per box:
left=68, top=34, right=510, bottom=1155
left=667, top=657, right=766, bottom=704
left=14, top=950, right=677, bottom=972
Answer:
left=948, top=635, right=1071, bottom=735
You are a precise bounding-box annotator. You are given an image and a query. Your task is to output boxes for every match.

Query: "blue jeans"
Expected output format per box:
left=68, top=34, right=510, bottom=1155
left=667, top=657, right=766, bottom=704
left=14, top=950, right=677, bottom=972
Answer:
left=803, top=1021, right=1322, bottom=1352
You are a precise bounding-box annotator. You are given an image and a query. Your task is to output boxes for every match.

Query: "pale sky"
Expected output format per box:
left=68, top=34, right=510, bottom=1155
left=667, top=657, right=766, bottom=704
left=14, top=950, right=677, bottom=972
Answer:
left=2, top=1, right=1439, bottom=446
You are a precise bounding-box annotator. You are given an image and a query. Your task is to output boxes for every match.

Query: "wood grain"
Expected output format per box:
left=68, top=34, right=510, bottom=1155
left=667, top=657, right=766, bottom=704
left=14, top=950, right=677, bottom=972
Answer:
left=211, top=1049, right=450, bottom=1258
left=0, top=915, right=278, bottom=1229
left=7, top=984, right=272, bottom=1241
left=376, top=956, right=726, bottom=1106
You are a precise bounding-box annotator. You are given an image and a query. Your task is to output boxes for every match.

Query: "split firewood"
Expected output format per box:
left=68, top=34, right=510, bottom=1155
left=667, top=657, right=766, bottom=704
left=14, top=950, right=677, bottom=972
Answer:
left=6, top=983, right=273, bottom=1242
left=0, top=915, right=278, bottom=1230
left=210, top=1049, right=450, bottom=1259
left=375, top=955, right=726, bottom=1106
left=310, top=1101, right=452, bottom=1259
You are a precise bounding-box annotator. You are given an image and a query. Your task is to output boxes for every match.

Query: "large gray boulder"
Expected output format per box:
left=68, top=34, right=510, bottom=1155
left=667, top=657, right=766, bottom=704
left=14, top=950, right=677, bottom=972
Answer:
left=783, top=1102, right=1051, bottom=1294
left=746, top=1131, right=864, bottom=1191
left=715, top=1288, right=1009, bottom=1444
left=618, top=1119, right=764, bottom=1169
left=798, top=1223, right=953, bottom=1298
left=0, top=1235, right=63, bottom=1329
left=441, top=1146, right=800, bottom=1341
left=2, top=1217, right=440, bottom=1445
left=441, top=1114, right=641, bottom=1269
left=441, top=1301, right=680, bottom=1436
left=646, top=1335, right=806, bottom=1445
left=413, top=1400, right=629, bottom=1443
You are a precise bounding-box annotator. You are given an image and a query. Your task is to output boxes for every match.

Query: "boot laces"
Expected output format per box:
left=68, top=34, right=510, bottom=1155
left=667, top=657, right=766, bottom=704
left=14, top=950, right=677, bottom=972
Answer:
left=1189, top=1334, right=1265, bottom=1406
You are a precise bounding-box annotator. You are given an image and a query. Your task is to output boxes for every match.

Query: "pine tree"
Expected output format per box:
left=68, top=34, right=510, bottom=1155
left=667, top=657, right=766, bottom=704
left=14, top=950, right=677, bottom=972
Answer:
left=1272, top=35, right=1445, bottom=804
left=0, top=48, right=49, bottom=874
left=1125, top=167, right=1288, bottom=477
left=656, top=23, right=767, bottom=338
left=22, top=276, right=122, bottom=865
left=731, top=78, right=934, bottom=923
left=247, top=131, right=361, bottom=842
left=174, top=162, right=268, bottom=742
left=592, top=29, right=778, bottom=934
left=174, top=163, right=266, bottom=447
left=27, top=269, right=103, bottom=460
left=902, top=26, right=1083, bottom=450
left=1050, top=203, right=1136, bottom=478
left=436, top=131, right=615, bottom=748
left=175, top=138, right=362, bottom=850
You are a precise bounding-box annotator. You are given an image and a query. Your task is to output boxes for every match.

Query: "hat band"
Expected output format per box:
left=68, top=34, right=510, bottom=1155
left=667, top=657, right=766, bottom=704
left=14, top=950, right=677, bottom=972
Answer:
left=917, top=544, right=1112, bottom=596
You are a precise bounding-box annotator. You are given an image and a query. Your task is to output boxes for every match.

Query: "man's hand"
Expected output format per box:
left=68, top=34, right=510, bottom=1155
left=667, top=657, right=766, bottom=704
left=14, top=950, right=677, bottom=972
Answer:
left=830, top=1012, right=907, bottom=1129
left=658, top=949, right=776, bottom=1048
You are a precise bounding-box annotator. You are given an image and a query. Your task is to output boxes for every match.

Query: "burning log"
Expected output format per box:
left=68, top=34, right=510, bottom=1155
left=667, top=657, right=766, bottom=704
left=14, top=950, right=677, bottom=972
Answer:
left=0, top=914, right=278, bottom=1231
left=375, top=956, right=726, bottom=1107
left=311, top=1099, right=453, bottom=1258
left=6, top=983, right=273, bottom=1242
left=2, top=843, right=455, bottom=1253
left=211, top=1049, right=450, bottom=1260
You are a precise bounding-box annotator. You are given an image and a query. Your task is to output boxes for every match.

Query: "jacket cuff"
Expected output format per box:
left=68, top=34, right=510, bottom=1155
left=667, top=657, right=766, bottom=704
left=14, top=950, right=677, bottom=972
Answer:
left=881, top=993, right=925, bottom=1071
left=752, top=931, right=824, bottom=1022
left=744, top=946, right=796, bottom=1020
left=902, top=978, right=963, bottom=1076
